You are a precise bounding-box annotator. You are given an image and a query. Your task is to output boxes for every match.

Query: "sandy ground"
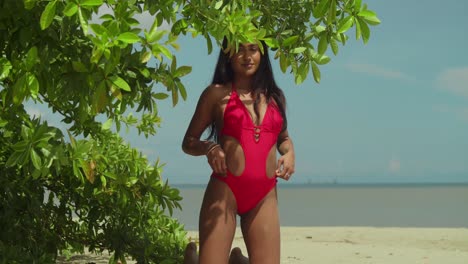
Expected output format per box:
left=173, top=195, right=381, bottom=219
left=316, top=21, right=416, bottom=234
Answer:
left=58, top=227, right=468, bottom=263
left=187, top=227, right=468, bottom=264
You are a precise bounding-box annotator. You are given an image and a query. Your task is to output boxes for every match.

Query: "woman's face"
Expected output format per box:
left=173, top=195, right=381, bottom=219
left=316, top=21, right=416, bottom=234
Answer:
left=230, top=43, right=261, bottom=77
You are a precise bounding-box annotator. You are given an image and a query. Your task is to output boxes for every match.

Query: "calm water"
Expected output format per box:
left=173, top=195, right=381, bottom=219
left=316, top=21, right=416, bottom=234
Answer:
left=170, top=183, right=468, bottom=230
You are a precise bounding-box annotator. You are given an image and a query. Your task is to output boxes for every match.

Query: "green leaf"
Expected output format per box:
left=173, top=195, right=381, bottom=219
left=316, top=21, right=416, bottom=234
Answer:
left=337, top=16, right=354, bottom=34
left=358, top=19, right=370, bottom=43
left=178, top=83, right=187, bottom=101
left=72, top=61, right=88, bottom=72
left=158, top=45, right=173, bottom=60
left=78, top=7, right=88, bottom=35
left=148, top=14, right=159, bottom=35
left=327, top=0, right=336, bottom=25
left=67, top=130, right=76, bottom=149
left=313, top=0, right=330, bottom=18
left=171, top=19, right=188, bottom=35
left=355, top=16, right=362, bottom=40
left=40, top=0, right=57, bottom=30
left=358, top=10, right=378, bottom=18
left=12, top=74, right=27, bottom=105
left=318, top=34, right=328, bottom=55
left=169, top=42, right=180, bottom=51
left=93, top=81, right=108, bottom=113
left=152, top=93, right=169, bottom=100
left=63, top=2, right=78, bottom=16
left=171, top=55, right=177, bottom=73
left=6, top=152, right=22, bottom=167
left=315, top=25, right=326, bottom=34
left=174, top=66, right=192, bottom=77
left=296, top=62, right=309, bottom=85
left=109, top=76, right=131, bottom=91
left=171, top=84, right=178, bottom=107
left=11, top=141, right=29, bottom=152
left=339, top=33, right=347, bottom=45
left=91, top=47, right=103, bottom=63
left=311, top=62, right=321, bottom=83
left=148, top=29, right=165, bottom=43
left=100, top=175, right=107, bottom=187
left=206, top=35, right=213, bottom=54
left=25, top=46, right=38, bottom=71
left=90, top=24, right=107, bottom=36
left=214, top=0, right=223, bottom=9
left=107, top=21, right=119, bottom=36
left=30, top=149, right=42, bottom=170
left=283, top=35, right=299, bottom=47
left=0, top=120, right=7, bottom=128
left=117, top=32, right=140, bottom=43
left=24, top=0, right=37, bottom=10
left=263, top=37, right=278, bottom=48
left=359, top=10, right=381, bottom=25
left=0, top=58, right=12, bottom=80
left=102, top=119, right=112, bottom=130
left=354, top=0, right=362, bottom=12
left=279, top=54, right=289, bottom=73
left=109, top=83, right=122, bottom=100
left=291, top=47, right=306, bottom=54
left=139, top=68, right=150, bottom=78
left=80, top=0, right=103, bottom=7
left=315, top=54, right=331, bottom=65
left=28, top=73, right=39, bottom=99
left=140, top=51, right=151, bottom=63
left=99, top=14, right=114, bottom=21
left=363, top=16, right=381, bottom=26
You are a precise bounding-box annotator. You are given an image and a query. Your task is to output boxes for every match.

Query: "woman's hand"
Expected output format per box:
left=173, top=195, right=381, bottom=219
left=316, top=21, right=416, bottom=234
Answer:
left=206, top=144, right=227, bottom=176
left=276, top=151, right=295, bottom=181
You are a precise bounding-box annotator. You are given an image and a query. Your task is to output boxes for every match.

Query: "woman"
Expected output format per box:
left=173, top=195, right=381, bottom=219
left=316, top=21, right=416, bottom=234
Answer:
left=182, top=39, right=295, bottom=264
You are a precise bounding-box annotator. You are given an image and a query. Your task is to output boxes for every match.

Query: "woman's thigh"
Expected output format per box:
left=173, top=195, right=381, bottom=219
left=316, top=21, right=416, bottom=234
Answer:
left=199, top=177, right=238, bottom=264
left=240, top=187, right=280, bottom=264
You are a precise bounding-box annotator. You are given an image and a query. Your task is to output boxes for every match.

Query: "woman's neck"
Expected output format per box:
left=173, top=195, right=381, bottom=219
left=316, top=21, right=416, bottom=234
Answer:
left=233, top=77, right=253, bottom=93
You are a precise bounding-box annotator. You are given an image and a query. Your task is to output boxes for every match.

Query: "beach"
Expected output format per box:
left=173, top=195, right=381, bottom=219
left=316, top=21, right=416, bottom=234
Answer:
left=59, top=226, right=468, bottom=263
left=188, top=227, right=468, bottom=264
left=59, top=184, right=468, bottom=263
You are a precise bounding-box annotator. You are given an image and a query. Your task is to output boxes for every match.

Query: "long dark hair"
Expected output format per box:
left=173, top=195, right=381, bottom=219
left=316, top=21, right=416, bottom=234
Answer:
left=207, top=38, right=287, bottom=142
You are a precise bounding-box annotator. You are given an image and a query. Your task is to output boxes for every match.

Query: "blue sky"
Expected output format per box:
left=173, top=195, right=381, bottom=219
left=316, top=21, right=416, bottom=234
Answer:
left=27, top=0, right=468, bottom=184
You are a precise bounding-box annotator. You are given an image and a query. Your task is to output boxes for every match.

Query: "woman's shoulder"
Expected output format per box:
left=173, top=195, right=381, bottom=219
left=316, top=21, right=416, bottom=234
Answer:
left=200, top=83, right=231, bottom=101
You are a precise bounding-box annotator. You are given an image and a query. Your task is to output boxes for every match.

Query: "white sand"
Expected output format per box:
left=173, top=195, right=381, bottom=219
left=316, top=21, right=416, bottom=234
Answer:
left=59, top=227, right=468, bottom=263
left=187, top=227, right=468, bottom=264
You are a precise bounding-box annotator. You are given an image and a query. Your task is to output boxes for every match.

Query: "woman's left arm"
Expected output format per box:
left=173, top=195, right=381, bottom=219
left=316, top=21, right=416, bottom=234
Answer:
left=276, top=130, right=295, bottom=181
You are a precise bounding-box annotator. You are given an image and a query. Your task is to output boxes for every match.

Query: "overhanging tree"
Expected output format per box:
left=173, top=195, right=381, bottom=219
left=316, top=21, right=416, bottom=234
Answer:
left=0, top=0, right=379, bottom=263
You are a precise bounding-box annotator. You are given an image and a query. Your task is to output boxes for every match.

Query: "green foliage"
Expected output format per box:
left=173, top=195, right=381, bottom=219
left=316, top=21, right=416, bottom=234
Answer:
left=0, top=0, right=379, bottom=262
left=179, top=0, right=380, bottom=84
left=1, top=114, right=185, bottom=263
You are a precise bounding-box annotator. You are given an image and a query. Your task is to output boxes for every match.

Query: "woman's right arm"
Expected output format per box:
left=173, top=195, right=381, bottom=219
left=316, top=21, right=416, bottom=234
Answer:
left=182, top=85, right=218, bottom=156
left=182, top=85, right=227, bottom=175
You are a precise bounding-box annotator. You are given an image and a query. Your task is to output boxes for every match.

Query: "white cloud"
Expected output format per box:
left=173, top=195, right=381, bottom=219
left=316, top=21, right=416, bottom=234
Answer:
left=25, top=106, right=44, bottom=118
left=345, top=63, right=411, bottom=80
left=436, top=67, right=468, bottom=97
left=388, top=158, right=401, bottom=173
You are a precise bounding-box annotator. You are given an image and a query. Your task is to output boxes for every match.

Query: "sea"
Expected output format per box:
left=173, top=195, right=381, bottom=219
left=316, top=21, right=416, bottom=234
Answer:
left=170, top=183, right=468, bottom=230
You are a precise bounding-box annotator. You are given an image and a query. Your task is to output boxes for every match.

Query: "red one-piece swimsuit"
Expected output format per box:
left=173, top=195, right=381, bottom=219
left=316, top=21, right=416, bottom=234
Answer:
left=212, top=85, right=284, bottom=214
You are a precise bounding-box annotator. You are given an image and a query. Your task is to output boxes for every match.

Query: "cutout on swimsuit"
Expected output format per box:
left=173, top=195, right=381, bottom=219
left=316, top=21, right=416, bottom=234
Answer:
left=222, top=135, right=245, bottom=177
